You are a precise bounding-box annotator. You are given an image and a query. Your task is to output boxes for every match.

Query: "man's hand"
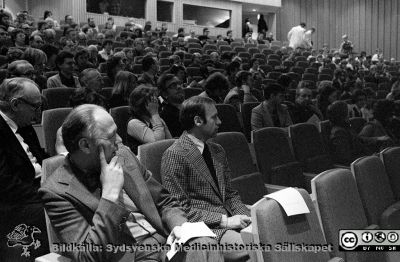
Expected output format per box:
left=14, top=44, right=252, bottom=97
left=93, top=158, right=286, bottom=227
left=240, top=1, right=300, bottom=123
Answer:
left=224, top=215, right=252, bottom=229
left=99, top=145, right=124, bottom=203
left=169, top=225, right=184, bottom=243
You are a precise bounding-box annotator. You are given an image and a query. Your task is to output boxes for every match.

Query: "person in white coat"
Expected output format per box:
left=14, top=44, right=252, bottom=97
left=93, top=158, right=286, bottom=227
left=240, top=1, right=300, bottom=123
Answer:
left=287, top=22, right=306, bottom=49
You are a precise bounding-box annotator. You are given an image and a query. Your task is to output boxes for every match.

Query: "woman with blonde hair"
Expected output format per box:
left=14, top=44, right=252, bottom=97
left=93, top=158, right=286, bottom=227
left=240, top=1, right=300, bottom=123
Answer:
left=109, top=70, right=137, bottom=108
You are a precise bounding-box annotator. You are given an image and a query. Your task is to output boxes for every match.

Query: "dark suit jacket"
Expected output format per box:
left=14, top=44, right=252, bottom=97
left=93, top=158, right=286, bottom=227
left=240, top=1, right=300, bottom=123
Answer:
left=40, top=144, right=187, bottom=262
left=161, top=132, right=249, bottom=241
left=0, top=114, right=46, bottom=205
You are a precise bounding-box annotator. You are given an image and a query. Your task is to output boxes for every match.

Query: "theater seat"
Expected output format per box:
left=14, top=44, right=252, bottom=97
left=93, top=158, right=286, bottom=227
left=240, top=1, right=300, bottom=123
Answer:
left=215, top=104, right=243, bottom=133
left=380, top=147, right=400, bottom=200
left=311, top=168, right=387, bottom=261
left=42, top=108, right=72, bottom=156
left=211, top=132, right=257, bottom=179
left=252, top=188, right=343, bottom=262
left=42, top=88, right=75, bottom=109
left=351, top=156, right=400, bottom=229
left=231, top=172, right=267, bottom=205
left=289, top=123, right=334, bottom=173
left=109, top=106, right=130, bottom=144
left=253, top=127, right=311, bottom=190
left=137, top=139, right=176, bottom=183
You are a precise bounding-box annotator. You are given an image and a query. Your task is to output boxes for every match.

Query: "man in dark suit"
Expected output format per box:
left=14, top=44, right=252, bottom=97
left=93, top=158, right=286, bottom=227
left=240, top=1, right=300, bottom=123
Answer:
left=40, top=104, right=222, bottom=262
left=0, top=77, right=49, bottom=261
left=161, top=96, right=251, bottom=261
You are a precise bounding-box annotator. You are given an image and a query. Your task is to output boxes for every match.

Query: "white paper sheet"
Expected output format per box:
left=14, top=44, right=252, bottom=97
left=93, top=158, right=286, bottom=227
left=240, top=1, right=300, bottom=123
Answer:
left=166, top=222, right=216, bottom=260
left=264, top=187, right=310, bottom=216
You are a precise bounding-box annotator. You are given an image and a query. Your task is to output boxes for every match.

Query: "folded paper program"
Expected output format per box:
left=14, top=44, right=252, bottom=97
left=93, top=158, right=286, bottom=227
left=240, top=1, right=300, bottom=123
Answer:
left=264, top=187, right=310, bottom=216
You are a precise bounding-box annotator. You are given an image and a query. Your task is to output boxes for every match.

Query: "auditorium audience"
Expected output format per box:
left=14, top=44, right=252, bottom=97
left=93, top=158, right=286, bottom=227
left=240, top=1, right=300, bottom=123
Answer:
left=109, top=70, right=137, bottom=108
left=224, top=70, right=258, bottom=111
left=47, top=50, right=80, bottom=88
left=0, top=78, right=49, bottom=259
left=199, top=72, right=230, bottom=103
left=317, top=80, right=337, bottom=119
left=1, top=7, right=400, bottom=260
left=327, top=101, right=374, bottom=165
left=43, top=104, right=223, bottom=262
left=158, top=73, right=185, bottom=137
left=127, top=85, right=172, bottom=154
left=251, top=83, right=292, bottom=130
left=288, top=87, right=322, bottom=124
left=161, top=96, right=250, bottom=262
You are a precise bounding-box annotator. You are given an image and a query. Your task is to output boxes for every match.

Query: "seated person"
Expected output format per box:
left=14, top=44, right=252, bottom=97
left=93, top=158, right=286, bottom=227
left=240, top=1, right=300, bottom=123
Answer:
left=348, top=89, right=366, bottom=118
left=127, top=85, right=172, bottom=154
left=327, top=101, right=373, bottom=165
left=199, top=72, right=230, bottom=104
left=161, top=96, right=251, bottom=262
left=288, top=86, right=322, bottom=124
left=40, top=104, right=223, bottom=262
left=224, top=71, right=258, bottom=111
left=317, top=81, right=337, bottom=119
left=109, top=70, right=137, bottom=108
left=158, top=74, right=185, bottom=138
left=359, top=99, right=397, bottom=145
left=251, top=83, right=292, bottom=130
left=47, top=51, right=81, bottom=88
left=0, top=78, right=49, bottom=259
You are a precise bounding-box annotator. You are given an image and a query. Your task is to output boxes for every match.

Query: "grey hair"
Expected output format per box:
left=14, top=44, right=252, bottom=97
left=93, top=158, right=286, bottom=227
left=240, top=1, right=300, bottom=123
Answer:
left=0, top=77, right=37, bottom=112
left=62, top=104, right=106, bottom=153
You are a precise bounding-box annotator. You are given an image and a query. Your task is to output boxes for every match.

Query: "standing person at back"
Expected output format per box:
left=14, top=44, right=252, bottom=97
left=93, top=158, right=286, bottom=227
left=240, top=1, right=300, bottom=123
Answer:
left=287, top=22, right=306, bottom=49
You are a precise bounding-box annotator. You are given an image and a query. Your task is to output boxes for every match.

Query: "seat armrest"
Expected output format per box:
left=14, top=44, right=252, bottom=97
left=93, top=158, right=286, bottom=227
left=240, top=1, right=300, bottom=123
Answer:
left=35, top=253, right=71, bottom=262
left=240, top=225, right=260, bottom=262
left=365, top=224, right=379, bottom=230
left=264, top=183, right=287, bottom=193
left=333, top=164, right=350, bottom=169
left=380, top=202, right=400, bottom=229
left=328, top=257, right=344, bottom=262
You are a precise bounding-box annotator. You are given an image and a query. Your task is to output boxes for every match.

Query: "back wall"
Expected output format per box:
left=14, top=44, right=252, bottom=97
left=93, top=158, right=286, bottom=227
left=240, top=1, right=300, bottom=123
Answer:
left=276, top=0, right=400, bottom=60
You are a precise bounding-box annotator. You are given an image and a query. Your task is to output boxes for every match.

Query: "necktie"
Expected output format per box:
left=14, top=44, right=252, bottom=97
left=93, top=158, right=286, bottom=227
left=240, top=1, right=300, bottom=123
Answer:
left=202, top=144, right=219, bottom=190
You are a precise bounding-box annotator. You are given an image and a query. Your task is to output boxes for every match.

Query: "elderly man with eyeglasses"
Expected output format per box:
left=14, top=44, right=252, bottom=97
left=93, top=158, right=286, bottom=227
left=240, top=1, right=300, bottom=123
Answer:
left=0, top=77, right=49, bottom=260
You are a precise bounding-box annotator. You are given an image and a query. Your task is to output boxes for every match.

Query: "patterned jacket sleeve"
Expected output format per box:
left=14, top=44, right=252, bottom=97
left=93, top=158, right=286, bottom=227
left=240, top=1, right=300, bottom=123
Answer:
left=161, top=149, right=224, bottom=227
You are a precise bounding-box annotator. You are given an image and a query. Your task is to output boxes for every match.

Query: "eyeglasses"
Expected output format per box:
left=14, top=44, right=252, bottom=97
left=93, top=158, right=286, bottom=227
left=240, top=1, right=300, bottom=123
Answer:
left=14, top=97, right=42, bottom=111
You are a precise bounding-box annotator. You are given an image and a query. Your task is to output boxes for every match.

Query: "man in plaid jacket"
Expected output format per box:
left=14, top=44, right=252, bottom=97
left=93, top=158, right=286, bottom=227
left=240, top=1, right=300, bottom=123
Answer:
left=161, top=96, right=251, bottom=261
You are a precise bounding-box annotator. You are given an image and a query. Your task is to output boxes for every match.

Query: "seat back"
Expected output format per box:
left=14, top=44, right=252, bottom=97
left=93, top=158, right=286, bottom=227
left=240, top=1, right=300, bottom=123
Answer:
left=42, top=88, right=75, bottom=109
left=109, top=106, right=130, bottom=144
left=211, top=132, right=256, bottom=179
left=41, top=155, right=65, bottom=251
left=289, top=123, right=333, bottom=173
left=137, top=139, right=176, bottom=183
left=312, top=169, right=371, bottom=260
left=253, top=127, right=303, bottom=187
left=231, top=172, right=267, bottom=205
left=381, top=147, right=400, bottom=200
left=42, top=108, right=72, bottom=156
left=254, top=188, right=331, bottom=262
left=241, top=102, right=259, bottom=141
left=351, top=156, right=395, bottom=225
left=349, top=117, right=366, bottom=134
left=215, top=104, right=243, bottom=133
